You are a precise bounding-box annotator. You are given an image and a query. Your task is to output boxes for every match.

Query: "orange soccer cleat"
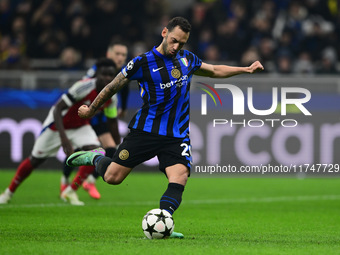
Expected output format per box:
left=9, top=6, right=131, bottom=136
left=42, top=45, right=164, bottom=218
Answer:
left=82, top=180, right=101, bottom=199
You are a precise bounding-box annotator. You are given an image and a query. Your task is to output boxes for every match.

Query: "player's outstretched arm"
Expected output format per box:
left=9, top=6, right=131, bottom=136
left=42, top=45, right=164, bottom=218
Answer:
left=53, top=98, right=74, bottom=156
left=194, top=61, right=264, bottom=78
left=78, top=72, right=129, bottom=119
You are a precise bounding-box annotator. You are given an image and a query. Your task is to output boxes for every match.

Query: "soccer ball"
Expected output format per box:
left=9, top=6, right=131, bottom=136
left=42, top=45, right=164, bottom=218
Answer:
left=142, top=209, right=174, bottom=239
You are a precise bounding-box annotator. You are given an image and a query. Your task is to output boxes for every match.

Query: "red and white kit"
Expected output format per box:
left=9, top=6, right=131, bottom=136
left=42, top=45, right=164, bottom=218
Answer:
left=32, top=78, right=117, bottom=158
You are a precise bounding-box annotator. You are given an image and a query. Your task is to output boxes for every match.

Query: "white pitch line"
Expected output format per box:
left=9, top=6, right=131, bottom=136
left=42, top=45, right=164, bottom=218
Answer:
left=1, top=195, right=340, bottom=209
left=183, top=195, right=340, bottom=205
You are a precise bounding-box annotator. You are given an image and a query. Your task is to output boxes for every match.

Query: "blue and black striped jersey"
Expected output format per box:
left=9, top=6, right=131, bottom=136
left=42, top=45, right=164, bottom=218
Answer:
left=121, top=47, right=202, bottom=138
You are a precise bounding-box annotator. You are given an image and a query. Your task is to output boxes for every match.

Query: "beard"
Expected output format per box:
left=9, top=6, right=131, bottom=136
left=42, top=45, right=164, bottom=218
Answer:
left=162, top=37, right=176, bottom=57
left=162, top=42, right=170, bottom=56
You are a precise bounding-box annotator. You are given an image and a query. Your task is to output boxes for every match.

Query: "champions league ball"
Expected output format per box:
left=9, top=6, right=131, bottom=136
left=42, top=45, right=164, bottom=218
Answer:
left=142, top=209, right=174, bottom=239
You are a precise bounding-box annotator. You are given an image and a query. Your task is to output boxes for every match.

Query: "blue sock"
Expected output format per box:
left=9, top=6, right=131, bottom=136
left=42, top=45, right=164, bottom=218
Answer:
left=93, top=156, right=112, bottom=181
left=160, top=183, right=185, bottom=215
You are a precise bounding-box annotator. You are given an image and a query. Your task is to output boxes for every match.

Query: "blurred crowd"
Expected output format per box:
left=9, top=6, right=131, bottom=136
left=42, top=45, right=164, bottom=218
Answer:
left=0, top=0, right=339, bottom=74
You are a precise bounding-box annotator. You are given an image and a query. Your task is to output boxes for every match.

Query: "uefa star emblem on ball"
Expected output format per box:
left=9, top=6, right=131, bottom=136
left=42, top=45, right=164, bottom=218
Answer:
left=171, top=68, right=181, bottom=78
left=119, top=149, right=129, bottom=160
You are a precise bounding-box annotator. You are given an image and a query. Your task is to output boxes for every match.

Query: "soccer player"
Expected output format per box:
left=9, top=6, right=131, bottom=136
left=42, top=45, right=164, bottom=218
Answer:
left=0, top=58, right=117, bottom=206
left=61, top=42, right=128, bottom=199
left=66, top=17, right=264, bottom=236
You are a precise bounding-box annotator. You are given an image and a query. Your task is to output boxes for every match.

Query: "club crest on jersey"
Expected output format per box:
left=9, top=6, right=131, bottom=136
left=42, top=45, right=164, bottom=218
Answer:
left=119, top=149, right=129, bottom=160
left=180, top=58, right=188, bottom=67
left=171, top=68, right=181, bottom=79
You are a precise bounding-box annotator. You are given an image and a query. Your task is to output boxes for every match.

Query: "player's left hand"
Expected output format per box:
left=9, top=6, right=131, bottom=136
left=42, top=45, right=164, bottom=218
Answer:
left=248, top=61, right=264, bottom=73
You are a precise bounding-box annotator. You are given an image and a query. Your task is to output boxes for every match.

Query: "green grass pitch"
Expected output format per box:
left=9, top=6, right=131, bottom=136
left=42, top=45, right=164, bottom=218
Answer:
left=0, top=170, right=339, bottom=255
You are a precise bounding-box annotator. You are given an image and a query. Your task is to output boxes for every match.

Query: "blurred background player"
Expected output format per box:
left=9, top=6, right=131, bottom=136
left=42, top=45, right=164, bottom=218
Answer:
left=85, top=41, right=130, bottom=118
left=61, top=41, right=128, bottom=199
left=0, top=58, right=118, bottom=205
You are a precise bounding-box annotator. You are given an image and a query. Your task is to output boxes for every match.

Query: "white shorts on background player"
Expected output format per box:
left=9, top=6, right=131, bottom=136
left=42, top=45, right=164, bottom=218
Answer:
left=31, top=125, right=100, bottom=159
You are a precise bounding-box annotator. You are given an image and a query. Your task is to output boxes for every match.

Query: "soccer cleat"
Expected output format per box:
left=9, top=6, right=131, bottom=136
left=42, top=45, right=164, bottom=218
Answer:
left=66, top=147, right=105, bottom=167
left=82, top=181, right=101, bottom=199
left=60, top=186, right=84, bottom=206
left=0, top=188, right=13, bottom=204
left=170, top=231, right=184, bottom=239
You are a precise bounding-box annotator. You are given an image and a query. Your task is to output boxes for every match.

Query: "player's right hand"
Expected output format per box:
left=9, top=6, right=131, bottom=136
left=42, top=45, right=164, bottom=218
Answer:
left=78, top=105, right=92, bottom=119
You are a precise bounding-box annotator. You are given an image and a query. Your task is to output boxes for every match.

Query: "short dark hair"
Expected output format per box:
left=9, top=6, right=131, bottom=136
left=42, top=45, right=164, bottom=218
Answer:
left=167, top=17, right=191, bottom=33
left=95, top=58, right=116, bottom=76
left=108, top=39, right=128, bottom=49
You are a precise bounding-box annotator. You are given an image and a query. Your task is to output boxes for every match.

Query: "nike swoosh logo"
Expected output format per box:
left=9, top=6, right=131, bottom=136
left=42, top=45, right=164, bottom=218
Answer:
left=152, top=67, right=164, bottom=72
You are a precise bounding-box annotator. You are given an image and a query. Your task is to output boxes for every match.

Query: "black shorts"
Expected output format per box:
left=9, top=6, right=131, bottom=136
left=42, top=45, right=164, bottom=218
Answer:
left=112, top=129, right=192, bottom=173
left=90, top=112, right=108, bottom=136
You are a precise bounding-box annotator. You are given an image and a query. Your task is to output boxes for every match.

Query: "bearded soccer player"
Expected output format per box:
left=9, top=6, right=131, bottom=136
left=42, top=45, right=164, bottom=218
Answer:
left=0, top=58, right=118, bottom=206
left=67, top=17, right=264, bottom=236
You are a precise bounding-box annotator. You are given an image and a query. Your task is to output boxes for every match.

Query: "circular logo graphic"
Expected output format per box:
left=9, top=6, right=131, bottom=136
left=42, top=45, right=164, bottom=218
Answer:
left=126, top=60, right=134, bottom=70
left=171, top=68, right=181, bottom=79
left=119, top=149, right=129, bottom=160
